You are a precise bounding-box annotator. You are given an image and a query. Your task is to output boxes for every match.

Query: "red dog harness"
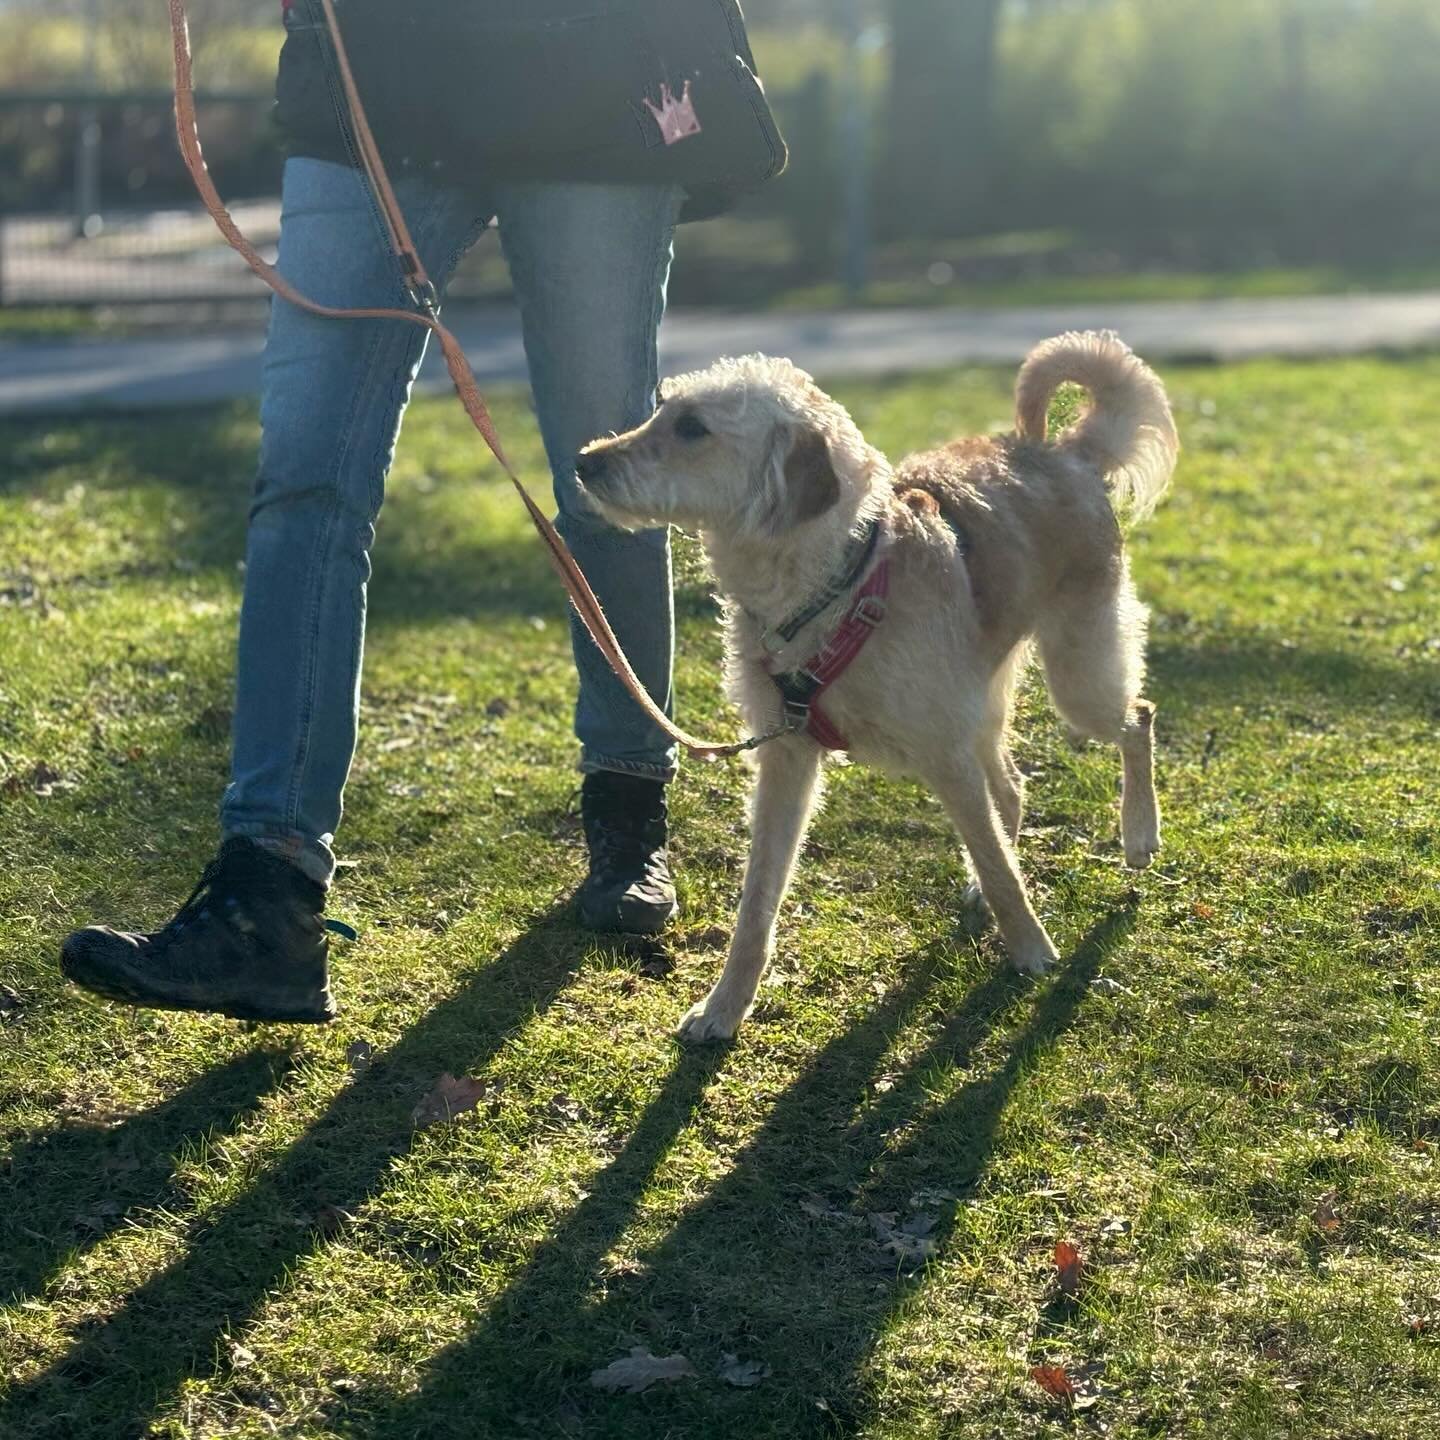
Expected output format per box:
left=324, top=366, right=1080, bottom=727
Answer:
left=766, top=555, right=890, bottom=751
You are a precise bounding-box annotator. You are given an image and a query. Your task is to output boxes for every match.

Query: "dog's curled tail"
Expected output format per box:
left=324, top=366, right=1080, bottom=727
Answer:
left=1015, top=330, right=1179, bottom=523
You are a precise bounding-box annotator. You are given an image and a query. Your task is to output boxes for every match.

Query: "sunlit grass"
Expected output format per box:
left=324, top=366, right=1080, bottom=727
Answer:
left=2, top=355, right=1438, bottom=1438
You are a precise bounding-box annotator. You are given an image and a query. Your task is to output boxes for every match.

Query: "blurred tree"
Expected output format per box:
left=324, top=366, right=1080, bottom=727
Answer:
left=3, top=0, right=279, bottom=88
left=880, top=0, right=1002, bottom=240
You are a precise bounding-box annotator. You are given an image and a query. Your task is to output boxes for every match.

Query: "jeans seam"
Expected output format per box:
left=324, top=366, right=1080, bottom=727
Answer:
left=575, top=187, right=679, bottom=750
left=282, top=316, right=387, bottom=831
left=275, top=175, right=483, bottom=837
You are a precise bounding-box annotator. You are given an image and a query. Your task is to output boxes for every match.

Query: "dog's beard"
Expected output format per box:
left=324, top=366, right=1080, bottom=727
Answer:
left=578, top=474, right=669, bottom=532
left=581, top=458, right=716, bottom=533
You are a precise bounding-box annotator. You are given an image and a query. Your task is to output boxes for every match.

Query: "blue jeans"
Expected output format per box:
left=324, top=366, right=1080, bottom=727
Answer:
left=221, top=158, right=682, bottom=885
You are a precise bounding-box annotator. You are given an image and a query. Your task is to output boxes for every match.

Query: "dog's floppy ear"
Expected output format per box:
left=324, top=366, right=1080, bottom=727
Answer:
left=768, top=423, right=840, bottom=531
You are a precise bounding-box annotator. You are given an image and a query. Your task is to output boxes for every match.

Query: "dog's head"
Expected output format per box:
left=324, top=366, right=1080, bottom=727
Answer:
left=576, top=355, right=874, bottom=539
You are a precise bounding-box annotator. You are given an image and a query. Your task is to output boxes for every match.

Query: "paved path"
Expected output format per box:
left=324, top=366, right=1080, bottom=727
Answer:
left=4, top=292, right=1440, bottom=416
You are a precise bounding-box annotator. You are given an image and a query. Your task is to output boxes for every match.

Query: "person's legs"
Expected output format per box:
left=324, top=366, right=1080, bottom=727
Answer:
left=496, top=182, right=683, bottom=780
left=61, top=157, right=492, bottom=1020
left=222, top=156, right=493, bottom=885
left=496, top=182, right=684, bottom=932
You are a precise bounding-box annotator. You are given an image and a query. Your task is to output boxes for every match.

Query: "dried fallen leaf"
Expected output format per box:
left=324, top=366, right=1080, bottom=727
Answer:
left=313, top=1204, right=354, bottom=1236
left=548, top=1093, right=582, bottom=1123
left=589, top=1347, right=696, bottom=1394
left=1030, top=1363, right=1075, bottom=1401
left=1099, top=1216, right=1131, bottom=1237
left=345, top=1039, right=374, bottom=1072
left=909, top=1187, right=961, bottom=1208
left=718, top=1353, right=770, bottom=1388
left=869, top=1211, right=939, bottom=1263
left=1089, top=976, right=1132, bottom=996
left=1313, top=1191, right=1341, bottom=1233
left=1054, top=1239, right=1083, bottom=1297
left=8, top=761, right=65, bottom=798
left=638, top=951, right=675, bottom=980
left=1408, top=1314, right=1432, bottom=1337
left=411, top=1073, right=498, bottom=1128
left=73, top=1199, right=122, bottom=1233
left=688, top=925, right=731, bottom=950
left=1191, top=901, right=1215, bottom=921
left=227, top=1341, right=257, bottom=1369
left=899, top=1213, right=938, bottom=1239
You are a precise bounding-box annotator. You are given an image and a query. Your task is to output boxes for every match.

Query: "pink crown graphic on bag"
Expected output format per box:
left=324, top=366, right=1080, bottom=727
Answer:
left=643, top=80, right=702, bottom=145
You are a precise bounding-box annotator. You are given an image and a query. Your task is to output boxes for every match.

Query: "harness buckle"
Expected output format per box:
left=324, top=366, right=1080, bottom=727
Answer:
left=783, top=697, right=811, bottom=725
left=758, top=625, right=786, bottom=657
left=852, top=594, right=887, bottom=628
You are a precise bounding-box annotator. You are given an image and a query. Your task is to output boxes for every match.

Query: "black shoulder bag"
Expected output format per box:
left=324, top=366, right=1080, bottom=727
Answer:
left=276, top=0, right=787, bottom=221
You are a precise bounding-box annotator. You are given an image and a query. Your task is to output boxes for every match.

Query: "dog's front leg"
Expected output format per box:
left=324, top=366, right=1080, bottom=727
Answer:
left=679, top=737, right=823, bottom=1042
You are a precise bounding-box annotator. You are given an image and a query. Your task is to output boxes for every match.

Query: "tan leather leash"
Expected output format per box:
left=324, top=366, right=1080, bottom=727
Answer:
left=167, top=0, right=782, bottom=760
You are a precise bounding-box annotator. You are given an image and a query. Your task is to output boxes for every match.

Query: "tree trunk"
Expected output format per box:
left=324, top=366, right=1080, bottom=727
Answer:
left=881, top=0, right=1003, bottom=241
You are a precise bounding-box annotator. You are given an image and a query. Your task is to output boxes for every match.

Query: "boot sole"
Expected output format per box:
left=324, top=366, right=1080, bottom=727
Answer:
left=61, top=947, right=336, bottom=1025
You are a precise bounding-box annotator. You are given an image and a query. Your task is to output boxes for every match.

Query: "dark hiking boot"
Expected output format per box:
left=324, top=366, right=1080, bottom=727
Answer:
left=578, top=772, right=678, bottom=934
left=61, top=838, right=340, bottom=1024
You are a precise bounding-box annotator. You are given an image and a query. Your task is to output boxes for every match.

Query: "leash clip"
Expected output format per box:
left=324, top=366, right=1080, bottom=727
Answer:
left=398, top=250, right=439, bottom=315
left=405, top=275, right=440, bottom=316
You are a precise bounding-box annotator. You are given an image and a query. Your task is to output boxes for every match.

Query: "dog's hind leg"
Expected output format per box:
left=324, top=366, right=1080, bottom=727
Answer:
left=930, top=756, right=1057, bottom=976
left=1037, top=564, right=1160, bottom=869
left=964, top=657, right=1027, bottom=916
left=679, top=737, right=824, bottom=1042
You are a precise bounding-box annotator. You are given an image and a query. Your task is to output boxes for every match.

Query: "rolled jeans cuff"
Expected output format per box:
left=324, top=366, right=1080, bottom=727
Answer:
left=578, top=751, right=676, bottom=783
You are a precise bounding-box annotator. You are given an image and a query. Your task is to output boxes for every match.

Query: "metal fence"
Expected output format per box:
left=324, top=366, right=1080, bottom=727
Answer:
left=0, top=80, right=849, bottom=309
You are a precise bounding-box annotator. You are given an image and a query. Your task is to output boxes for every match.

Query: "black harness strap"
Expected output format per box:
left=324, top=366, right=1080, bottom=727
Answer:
left=760, top=515, right=883, bottom=651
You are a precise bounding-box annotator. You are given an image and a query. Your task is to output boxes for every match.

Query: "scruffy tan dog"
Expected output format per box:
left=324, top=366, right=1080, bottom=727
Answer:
left=576, top=331, right=1179, bottom=1041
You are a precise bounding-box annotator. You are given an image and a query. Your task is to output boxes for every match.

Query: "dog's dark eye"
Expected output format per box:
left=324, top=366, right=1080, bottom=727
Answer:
left=674, top=412, right=710, bottom=442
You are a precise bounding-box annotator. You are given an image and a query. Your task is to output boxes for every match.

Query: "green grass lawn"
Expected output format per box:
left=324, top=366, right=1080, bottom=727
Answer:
left=2, top=355, right=1438, bottom=1439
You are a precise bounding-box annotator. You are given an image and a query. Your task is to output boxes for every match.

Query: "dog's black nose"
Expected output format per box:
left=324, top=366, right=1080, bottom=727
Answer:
left=576, top=450, right=609, bottom=486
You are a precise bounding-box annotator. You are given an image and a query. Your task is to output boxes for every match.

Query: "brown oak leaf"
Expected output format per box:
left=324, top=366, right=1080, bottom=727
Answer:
left=411, top=1073, right=498, bottom=1128
left=1054, top=1239, right=1083, bottom=1298
left=1030, top=1363, right=1075, bottom=1401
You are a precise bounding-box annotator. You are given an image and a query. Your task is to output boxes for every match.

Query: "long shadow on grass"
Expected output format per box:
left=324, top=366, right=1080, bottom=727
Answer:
left=330, top=909, right=1130, bottom=1439
left=0, top=1049, right=291, bottom=1308
left=0, top=906, right=588, bottom=1439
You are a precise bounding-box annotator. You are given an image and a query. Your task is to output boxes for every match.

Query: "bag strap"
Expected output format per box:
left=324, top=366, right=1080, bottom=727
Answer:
left=168, top=0, right=777, bottom=761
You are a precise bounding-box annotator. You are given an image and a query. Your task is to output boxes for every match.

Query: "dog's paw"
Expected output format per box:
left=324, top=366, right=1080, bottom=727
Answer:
left=677, top=993, right=748, bottom=1044
left=1124, top=833, right=1161, bottom=870
left=1009, top=943, right=1057, bottom=978
left=961, top=879, right=992, bottom=916
left=959, top=880, right=993, bottom=936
